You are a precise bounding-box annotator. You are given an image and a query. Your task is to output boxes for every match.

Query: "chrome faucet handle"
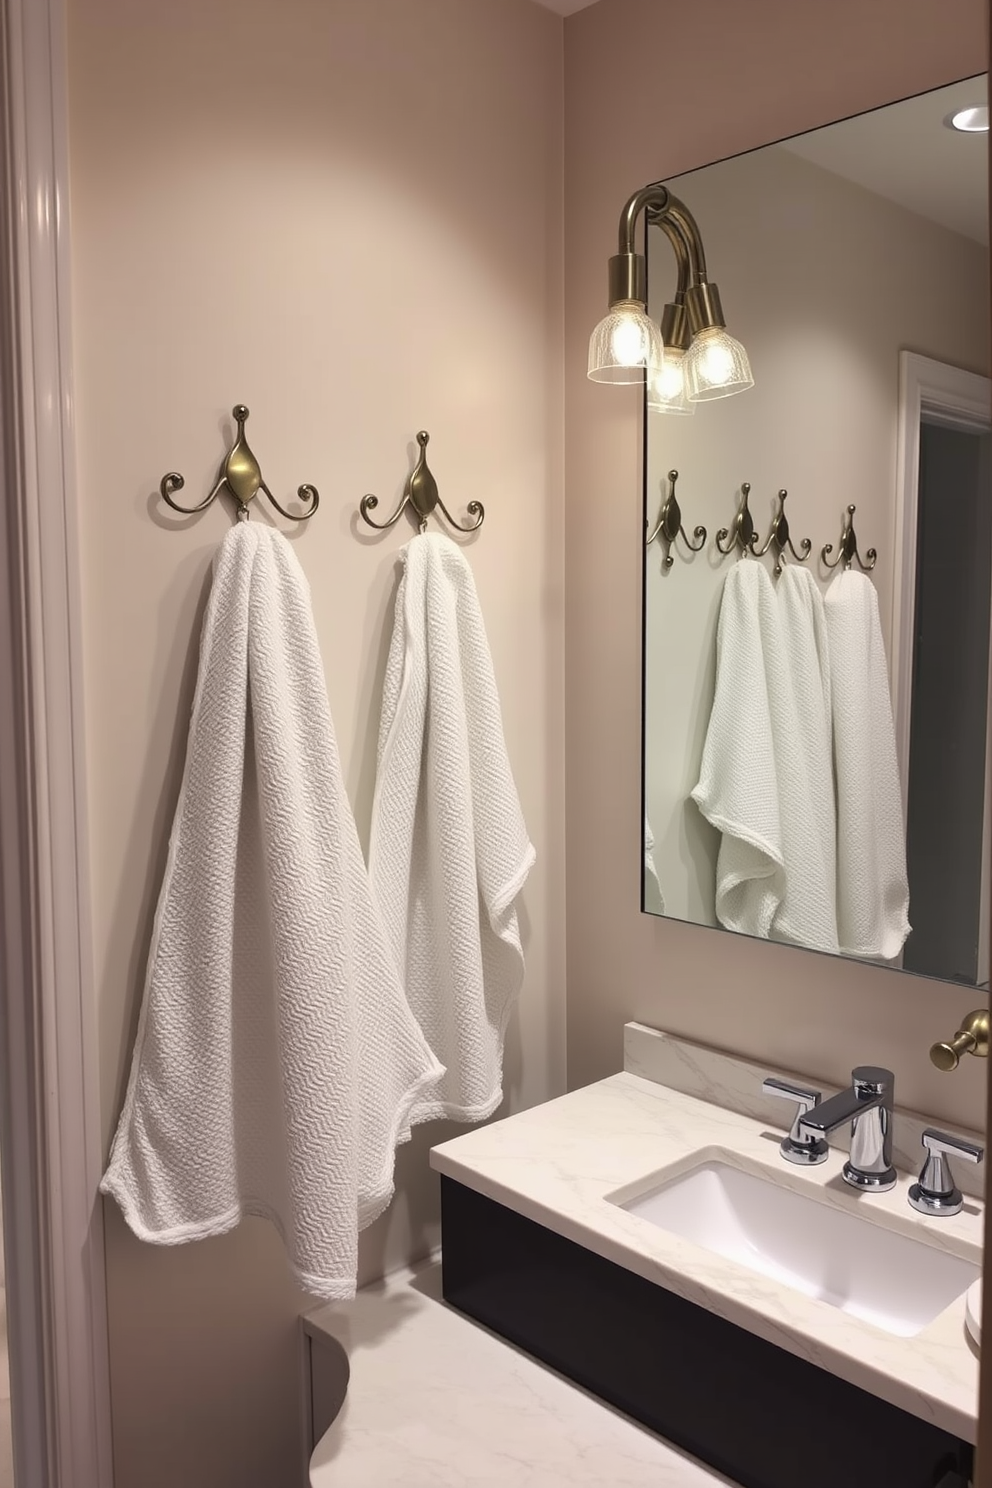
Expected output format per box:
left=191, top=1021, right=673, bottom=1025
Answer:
left=761, top=1077, right=829, bottom=1165
left=908, top=1128, right=984, bottom=1217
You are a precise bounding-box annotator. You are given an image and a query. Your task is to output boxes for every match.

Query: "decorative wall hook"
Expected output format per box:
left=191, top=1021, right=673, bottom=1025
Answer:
left=716, top=482, right=759, bottom=557
left=359, top=431, right=484, bottom=536
left=822, top=503, right=877, bottom=572
left=159, top=405, right=319, bottom=523
left=755, top=488, right=812, bottom=575
left=646, top=469, right=706, bottom=568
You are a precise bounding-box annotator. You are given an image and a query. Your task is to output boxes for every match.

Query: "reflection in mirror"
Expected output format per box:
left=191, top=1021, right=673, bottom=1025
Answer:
left=642, top=76, right=991, bottom=990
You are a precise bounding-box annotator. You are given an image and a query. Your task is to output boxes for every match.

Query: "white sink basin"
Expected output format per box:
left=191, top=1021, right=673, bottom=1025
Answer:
left=614, top=1157, right=980, bottom=1338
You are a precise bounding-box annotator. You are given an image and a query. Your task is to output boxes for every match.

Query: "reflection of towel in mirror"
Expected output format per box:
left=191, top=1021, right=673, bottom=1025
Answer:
left=644, top=815, right=666, bottom=913
left=691, top=561, right=838, bottom=952
left=100, top=524, right=444, bottom=1299
left=370, top=533, right=535, bottom=1129
left=824, top=569, right=910, bottom=959
left=777, top=561, right=837, bottom=939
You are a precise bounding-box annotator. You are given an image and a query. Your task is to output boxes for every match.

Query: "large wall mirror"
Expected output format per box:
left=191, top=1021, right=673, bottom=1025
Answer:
left=642, top=75, right=991, bottom=991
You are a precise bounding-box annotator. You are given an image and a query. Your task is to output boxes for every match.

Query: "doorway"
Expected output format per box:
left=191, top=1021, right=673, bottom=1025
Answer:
left=903, top=420, right=992, bottom=983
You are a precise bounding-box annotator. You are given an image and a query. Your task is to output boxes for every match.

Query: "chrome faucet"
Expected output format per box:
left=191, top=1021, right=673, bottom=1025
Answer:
left=798, top=1066, right=896, bottom=1192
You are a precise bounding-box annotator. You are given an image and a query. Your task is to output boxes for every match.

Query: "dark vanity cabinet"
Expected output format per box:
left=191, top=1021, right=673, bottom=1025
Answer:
left=440, top=1177, right=974, bottom=1488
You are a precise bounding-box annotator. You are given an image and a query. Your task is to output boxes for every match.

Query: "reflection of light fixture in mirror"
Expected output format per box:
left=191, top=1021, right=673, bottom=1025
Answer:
left=683, top=325, right=754, bottom=401
left=589, top=181, right=752, bottom=403
left=945, top=104, right=988, bottom=133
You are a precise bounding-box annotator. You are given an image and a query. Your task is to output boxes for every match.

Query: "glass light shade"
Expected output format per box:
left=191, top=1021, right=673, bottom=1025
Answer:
left=684, top=326, right=754, bottom=401
left=588, top=301, right=664, bottom=383
left=648, top=348, right=694, bottom=415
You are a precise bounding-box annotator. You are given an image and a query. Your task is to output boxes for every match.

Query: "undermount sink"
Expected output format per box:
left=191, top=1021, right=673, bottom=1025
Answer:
left=612, top=1155, right=980, bottom=1338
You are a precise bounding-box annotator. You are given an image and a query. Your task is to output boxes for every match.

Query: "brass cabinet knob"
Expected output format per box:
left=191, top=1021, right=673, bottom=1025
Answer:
left=930, top=1009, right=990, bottom=1071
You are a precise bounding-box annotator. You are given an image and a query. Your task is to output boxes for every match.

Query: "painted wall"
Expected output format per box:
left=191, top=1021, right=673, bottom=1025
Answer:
left=564, top=0, right=991, bottom=1130
left=66, top=1, right=565, bottom=1484
left=642, top=143, right=990, bottom=928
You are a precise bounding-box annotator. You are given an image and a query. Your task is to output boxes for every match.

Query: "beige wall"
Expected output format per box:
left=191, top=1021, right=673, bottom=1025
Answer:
left=67, top=1, right=564, bottom=1483
left=643, top=143, right=990, bottom=925
left=564, top=0, right=990, bottom=1130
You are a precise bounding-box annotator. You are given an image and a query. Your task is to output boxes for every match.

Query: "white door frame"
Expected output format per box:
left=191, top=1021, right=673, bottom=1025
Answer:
left=892, top=348, right=992, bottom=986
left=0, top=0, right=114, bottom=1483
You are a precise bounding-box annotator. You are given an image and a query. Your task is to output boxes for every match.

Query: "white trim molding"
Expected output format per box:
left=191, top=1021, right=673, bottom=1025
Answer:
left=0, top=0, right=113, bottom=1483
left=891, top=350, right=992, bottom=803
left=891, top=349, right=992, bottom=989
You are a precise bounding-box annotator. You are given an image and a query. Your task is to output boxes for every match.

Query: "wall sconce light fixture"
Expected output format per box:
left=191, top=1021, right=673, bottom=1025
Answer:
left=588, top=181, right=753, bottom=408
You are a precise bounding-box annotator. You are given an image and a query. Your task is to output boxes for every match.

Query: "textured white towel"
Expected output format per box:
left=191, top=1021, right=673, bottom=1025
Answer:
left=691, top=561, right=838, bottom=952
left=100, top=524, right=443, bottom=1299
left=644, top=816, right=666, bottom=913
left=776, top=563, right=837, bottom=947
left=370, top=533, right=535, bottom=1127
left=824, top=569, right=911, bottom=959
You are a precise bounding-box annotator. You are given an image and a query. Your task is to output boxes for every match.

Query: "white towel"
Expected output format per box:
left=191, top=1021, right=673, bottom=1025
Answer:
left=776, top=563, right=837, bottom=946
left=824, top=569, right=911, bottom=959
left=100, top=524, right=443, bottom=1299
left=369, top=533, right=535, bottom=1128
left=644, top=815, right=666, bottom=913
left=691, top=561, right=838, bottom=952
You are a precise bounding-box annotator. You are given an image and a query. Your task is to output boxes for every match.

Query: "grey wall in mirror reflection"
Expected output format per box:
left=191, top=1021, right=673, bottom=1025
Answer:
left=642, top=75, right=991, bottom=990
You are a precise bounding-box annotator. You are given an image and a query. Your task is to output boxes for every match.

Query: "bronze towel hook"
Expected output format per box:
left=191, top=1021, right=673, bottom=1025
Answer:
left=646, top=469, right=706, bottom=568
left=359, top=431, right=484, bottom=536
left=822, top=503, right=877, bottom=572
left=716, top=482, right=759, bottom=557
left=159, top=405, right=319, bottom=524
left=755, top=488, right=812, bottom=575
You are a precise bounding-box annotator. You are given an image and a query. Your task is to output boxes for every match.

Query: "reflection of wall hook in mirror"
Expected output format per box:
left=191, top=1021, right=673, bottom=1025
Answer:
left=159, top=405, right=319, bottom=524
left=359, top=430, right=484, bottom=537
left=822, top=503, right=877, bottom=572
left=645, top=469, right=706, bottom=569
left=715, top=482, right=759, bottom=557
left=754, top=488, right=812, bottom=575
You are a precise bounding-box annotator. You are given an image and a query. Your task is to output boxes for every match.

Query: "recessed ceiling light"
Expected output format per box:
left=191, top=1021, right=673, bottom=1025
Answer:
left=945, top=105, right=989, bottom=133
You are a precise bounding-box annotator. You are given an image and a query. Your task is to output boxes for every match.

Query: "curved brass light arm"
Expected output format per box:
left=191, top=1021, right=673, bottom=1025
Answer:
left=662, top=195, right=709, bottom=284
left=617, top=182, right=671, bottom=256
left=649, top=212, right=694, bottom=352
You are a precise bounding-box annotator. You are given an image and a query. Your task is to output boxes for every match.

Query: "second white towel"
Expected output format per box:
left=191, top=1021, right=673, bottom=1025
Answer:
left=370, top=533, right=535, bottom=1127
left=692, top=561, right=838, bottom=952
left=824, top=569, right=910, bottom=959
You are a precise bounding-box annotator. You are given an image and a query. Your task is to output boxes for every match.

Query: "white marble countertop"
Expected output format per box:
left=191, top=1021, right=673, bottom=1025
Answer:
left=307, top=1261, right=735, bottom=1486
left=430, top=1071, right=983, bottom=1442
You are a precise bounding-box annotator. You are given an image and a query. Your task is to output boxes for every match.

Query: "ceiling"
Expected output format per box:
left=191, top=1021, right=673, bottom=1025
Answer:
left=781, top=75, right=988, bottom=245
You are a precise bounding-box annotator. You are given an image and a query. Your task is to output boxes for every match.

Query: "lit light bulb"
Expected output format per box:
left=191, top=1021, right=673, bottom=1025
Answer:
left=610, top=314, right=649, bottom=367
left=587, top=301, right=664, bottom=383
left=695, top=335, right=735, bottom=388
left=684, top=326, right=753, bottom=402
left=653, top=355, right=686, bottom=401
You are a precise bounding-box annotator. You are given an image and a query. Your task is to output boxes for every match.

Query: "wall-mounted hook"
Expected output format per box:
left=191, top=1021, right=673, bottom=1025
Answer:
left=646, top=469, right=706, bottom=568
left=755, top=488, right=812, bottom=575
left=716, top=483, right=759, bottom=557
left=159, top=405, right=319, bottom=524
left=822, top=503, right=877, bottom=572
left=359, top=431, right=484, bottom=537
